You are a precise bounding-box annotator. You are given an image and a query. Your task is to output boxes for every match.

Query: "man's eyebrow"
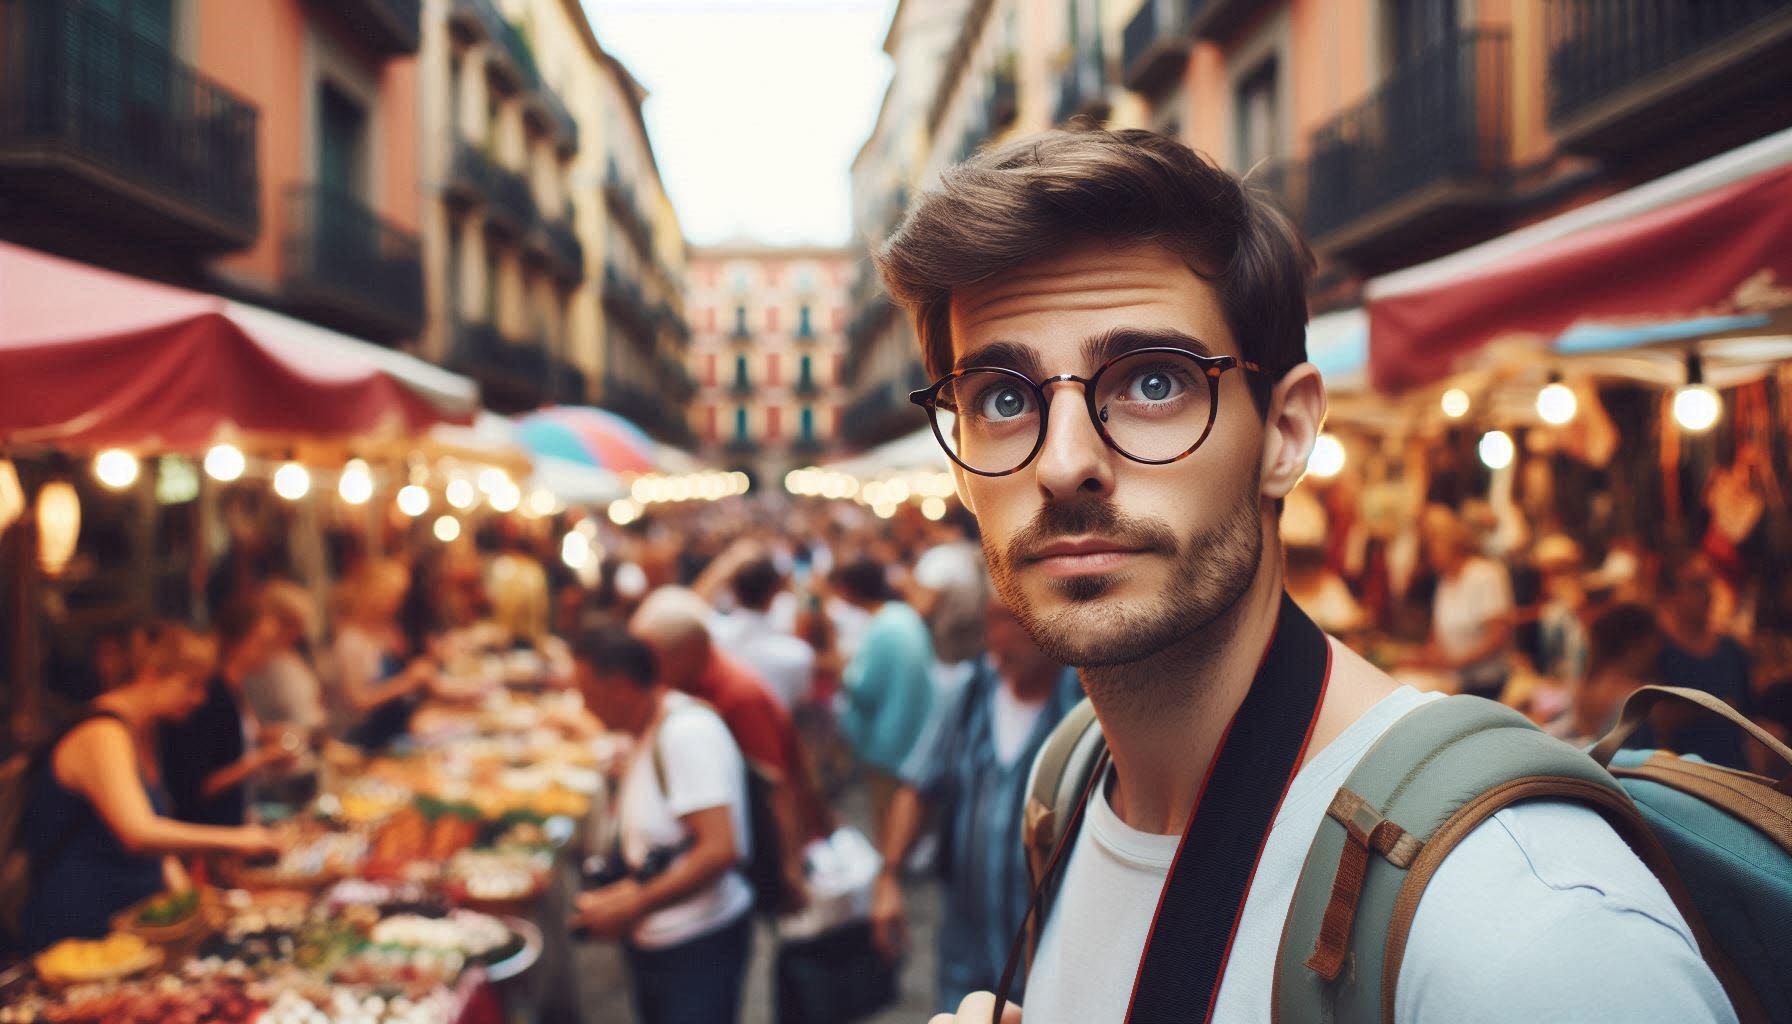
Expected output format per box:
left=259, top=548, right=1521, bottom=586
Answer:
left=954, top=340, right=1041, bottom=376
left=1082, top=327, right=1216, bottom=369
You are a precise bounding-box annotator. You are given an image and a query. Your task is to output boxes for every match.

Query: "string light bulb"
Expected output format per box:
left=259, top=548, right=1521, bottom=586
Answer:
left=1673, top=352, right=1721, bottom=433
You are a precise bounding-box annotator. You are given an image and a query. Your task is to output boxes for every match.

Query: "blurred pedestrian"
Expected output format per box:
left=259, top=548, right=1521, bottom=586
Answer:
left=1545, top=603, right=1663, bottom=748
left=831, top=557, right=936, bottom=828
left=1420, top=504, right=1515, bottom=698
left=19, top=624, right=280, bottom=953
left=328, top=559, right=435, bottom=750
left=571, top=627, right=754, bottom=1024
left=1653, top=555, right=1756, bottom=770
left=871, top=599, right=1081, bottom=1010
left=161, top=599, right=295, bottom=827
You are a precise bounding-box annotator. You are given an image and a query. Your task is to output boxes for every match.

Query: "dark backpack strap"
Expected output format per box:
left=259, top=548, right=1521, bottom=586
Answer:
left=1273, top=695, right=1667, bottom=1024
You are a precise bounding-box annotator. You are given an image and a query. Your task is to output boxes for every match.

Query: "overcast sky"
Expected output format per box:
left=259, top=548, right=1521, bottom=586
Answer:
left=582, top=0, right=895, bottom=248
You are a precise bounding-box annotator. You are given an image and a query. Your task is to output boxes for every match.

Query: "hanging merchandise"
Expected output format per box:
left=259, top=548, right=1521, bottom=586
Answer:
left=35, top=479, right=80, bottom=575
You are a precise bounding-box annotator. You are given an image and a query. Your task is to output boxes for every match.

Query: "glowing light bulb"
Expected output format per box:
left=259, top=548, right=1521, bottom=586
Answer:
left=433, top=515, right=461, bottom=542
left=1673, top=385, right=1720, bottom=432
left=1536, top=382, right=1577, bottom=426
left=397, top=484, right=430, bottom=517
left=1441, top=389, right=1471, bottom=419
left=1308, top=434, right=1346, bottom=479
left=338, top=459, right=374, bottom=505
left=273, top=462, right=311, bottom=501
left=1478, top=430, right=1515, bottom=470
left=93, top=449, right=140, bottom=490
left=204, top=444, right=245, bottom=482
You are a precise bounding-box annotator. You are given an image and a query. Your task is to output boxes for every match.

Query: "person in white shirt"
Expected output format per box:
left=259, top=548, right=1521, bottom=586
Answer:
left=570, top=627, right=755, bottom=1024
left=707, top=556, right=817, bottom=712
left=1421, top=505, right=1517, bottom=699
left=873, top=128, right=1732, bottom=1024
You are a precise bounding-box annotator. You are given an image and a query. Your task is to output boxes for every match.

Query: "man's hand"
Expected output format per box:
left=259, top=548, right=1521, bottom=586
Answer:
left=575, top=878, right=644, bottom=940
left=870, top=872, right=907, bottom=962
left=928, top=991, right=1021, bottom=1024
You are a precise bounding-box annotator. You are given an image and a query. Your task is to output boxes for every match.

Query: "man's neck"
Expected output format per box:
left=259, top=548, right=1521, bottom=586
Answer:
left=1092, top=561, right=1287, bottom=836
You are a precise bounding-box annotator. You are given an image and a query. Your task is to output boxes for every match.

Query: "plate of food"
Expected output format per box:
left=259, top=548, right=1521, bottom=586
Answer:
left=34, top=932, right=164, bottom=986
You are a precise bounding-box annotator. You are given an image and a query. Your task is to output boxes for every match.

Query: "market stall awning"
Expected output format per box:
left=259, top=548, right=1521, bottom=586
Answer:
left=823, top=425, right=950, bottom=479
left=0, top=242, right=478, bottom=449
left=1365, top=125, right=1792, bottom=394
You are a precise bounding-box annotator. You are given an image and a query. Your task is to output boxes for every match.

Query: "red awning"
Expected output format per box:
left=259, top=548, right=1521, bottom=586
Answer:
left=1365, top=128, right=1792, bottom=394
left=0, top=242, right=477, bottom=450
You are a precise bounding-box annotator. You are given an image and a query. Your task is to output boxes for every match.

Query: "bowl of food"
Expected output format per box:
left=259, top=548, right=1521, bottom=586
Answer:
left=34, top=932, right=164, bottom=986
left=112, top=888, right=222, bottom=945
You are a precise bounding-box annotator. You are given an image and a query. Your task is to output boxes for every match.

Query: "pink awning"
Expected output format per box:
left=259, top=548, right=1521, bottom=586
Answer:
left=1366, top=128, right=1792, bottom=394
left=0, top=242, right=476, bottom=450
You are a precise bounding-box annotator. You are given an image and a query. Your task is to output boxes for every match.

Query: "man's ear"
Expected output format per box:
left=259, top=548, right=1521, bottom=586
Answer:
left=1259, top=363, right=1326, bottom=501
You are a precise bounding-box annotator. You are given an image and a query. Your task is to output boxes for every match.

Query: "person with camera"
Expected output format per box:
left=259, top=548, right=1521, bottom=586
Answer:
left=570, top=627, right=755, bottom=1024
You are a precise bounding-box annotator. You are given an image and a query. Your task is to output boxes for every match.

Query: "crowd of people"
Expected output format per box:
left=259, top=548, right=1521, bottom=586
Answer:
left=13, top=454, right=1789, bottom=1021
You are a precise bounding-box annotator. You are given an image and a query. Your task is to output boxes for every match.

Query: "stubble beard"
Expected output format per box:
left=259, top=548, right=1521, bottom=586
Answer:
left=985, top=482, right=1264, bottom=717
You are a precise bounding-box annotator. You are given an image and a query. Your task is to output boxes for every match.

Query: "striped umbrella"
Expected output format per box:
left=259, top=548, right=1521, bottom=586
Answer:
left=514, top=406, right=658, bottom=474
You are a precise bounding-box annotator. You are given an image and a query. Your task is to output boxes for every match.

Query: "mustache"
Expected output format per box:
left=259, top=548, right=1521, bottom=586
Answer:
left=1005, top=496, right=1180, bottom=564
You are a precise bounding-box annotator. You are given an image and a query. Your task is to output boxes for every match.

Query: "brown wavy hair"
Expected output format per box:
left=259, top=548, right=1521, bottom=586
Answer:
left=876, top=127, right=1313, bottom=413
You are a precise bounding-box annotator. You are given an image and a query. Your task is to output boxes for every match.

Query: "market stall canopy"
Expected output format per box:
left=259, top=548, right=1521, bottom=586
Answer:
left=427, top=411, right=624, bottom=505
left=1366, top=125, right=1792, bottom=394
left=0, top=242, right=477, bottom=450
left=514, top=406, right=659, bottom=475
left=823, top=424, right=951, bottom=479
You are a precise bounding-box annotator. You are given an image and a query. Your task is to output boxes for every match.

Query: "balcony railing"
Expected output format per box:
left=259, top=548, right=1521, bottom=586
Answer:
left=1188, top=0, right=1272, bottom=42
left=790, top=436, right=824, bottom=457
left=603, top=161, right=654, bottom=256
left=601, top=376, right=695, bottom=445
left=986, top=64, right=1019, bottom=131
left=555, top=361, right=588, bottom=404
left=730, top=377, right=754, bottom=397
left=1054, top=55, right=1110, bottom=125
left=794, top=378, right=820, bottom=398
left=0, top=0, right=259, bottom=249
left=602, top=263, right=655, bottom=344
left=1123, top=0, right=1196, bottom=95
left=314, top=0, right=420, bottom=56
left=724, top=437, right=760, bottom=458
left=283, top=185, right=423, bottom=341
left=537, top=86, right=579, bottom=156
left=541, top=212, right=583, bottom=284
left=1546, top=0, right=1792, bottom=150
left=1302, top=30, right=1510, bottom=256
left=485, top=157, right=537, bottom=236
left=450, top=319, right=550, bottom=411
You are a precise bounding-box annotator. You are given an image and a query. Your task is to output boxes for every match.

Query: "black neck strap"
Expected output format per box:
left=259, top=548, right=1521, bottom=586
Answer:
left=993, top=594, right=1333, bottom=1023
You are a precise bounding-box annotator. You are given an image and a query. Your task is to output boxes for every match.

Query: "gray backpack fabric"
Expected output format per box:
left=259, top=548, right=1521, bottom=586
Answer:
left=1022, top=686, right=1789, bottom=1023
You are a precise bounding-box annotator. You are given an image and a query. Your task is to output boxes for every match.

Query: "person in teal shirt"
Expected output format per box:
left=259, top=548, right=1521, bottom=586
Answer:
left=832, top=558, right=936, bottom=825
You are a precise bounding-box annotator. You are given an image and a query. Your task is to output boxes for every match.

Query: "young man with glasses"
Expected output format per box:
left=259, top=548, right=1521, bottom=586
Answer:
left=878, top=129, right=1732, bottom=1024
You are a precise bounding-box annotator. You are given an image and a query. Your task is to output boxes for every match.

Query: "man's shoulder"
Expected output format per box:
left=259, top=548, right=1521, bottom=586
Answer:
left=1398, top=798, right=1733, bottom=1022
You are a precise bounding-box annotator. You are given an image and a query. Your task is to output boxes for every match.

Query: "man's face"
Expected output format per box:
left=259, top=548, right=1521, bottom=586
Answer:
left=948, top=241, right=1267, bottom=668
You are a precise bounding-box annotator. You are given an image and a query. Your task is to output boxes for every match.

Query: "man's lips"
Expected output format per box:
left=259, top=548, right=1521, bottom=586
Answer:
left=1023, top=538, right=1150, bottom=576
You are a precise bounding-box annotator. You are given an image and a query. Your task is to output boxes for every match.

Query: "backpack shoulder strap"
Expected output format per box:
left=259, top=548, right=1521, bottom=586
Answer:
left=1020, top=697, right=1105, bottom=967
left=1273, top=695, right=1652, bottom=1024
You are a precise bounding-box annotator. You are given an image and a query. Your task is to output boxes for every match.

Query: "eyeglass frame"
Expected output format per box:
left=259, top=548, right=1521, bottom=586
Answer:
left=907, top=346, right=1269, bottom=478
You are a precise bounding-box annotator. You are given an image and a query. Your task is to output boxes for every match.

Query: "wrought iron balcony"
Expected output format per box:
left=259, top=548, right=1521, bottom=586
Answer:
left=1123, top=0, right=1196, bottom=96
left=730, top=377, right=755, bottom=398
left=794, top=378, right=821, bottom=398
left=535, top=85, right=579, bottom=157
left=602, top=263, right=655, bottom=346
left=0, top=0, right=259, bottom=250
left=1301, top=30, right=1511, bottom=265
left=310, top=0, right=419, bottom=56
left=986, top=63, right=1019, bottom=131
left=283, top=185, right=423, bottom=341
left=541, top=212, right=584, bottom=285
left=484, top=158, right=538, bottom=237
left=1054, top=55, right=1110, bottom=125
left=449, top=319, right=550, bottom=412
left=1546, top=0, right=1792, bottom=155
left=724, top=437, right=760, bottom=458
left=603, top=161, right=654, bottom=257
left=1188, top=0, right=1272, bottom=42
left=601, top=376, right=695, bottom=445
left=790, top=436, right=824, bottom=457
left=554, top=360, right=588, bottom=405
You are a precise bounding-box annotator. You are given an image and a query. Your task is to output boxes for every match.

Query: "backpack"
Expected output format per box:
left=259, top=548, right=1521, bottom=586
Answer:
left=651, top=704, right=802, bottom=918
left=1022, top=685, right=1792, bottom=1023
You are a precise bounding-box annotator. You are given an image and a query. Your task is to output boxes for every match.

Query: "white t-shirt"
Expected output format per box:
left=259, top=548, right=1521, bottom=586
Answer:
left=617, top=693, right=754, bottom=950
left=709, top=609, right=816, bottom=710
left=1432, top=557, right=1514, bottom=691
left=989, top=683, right=1047, bottom=769
left=1026, top=685, right=1734, bottom=1023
